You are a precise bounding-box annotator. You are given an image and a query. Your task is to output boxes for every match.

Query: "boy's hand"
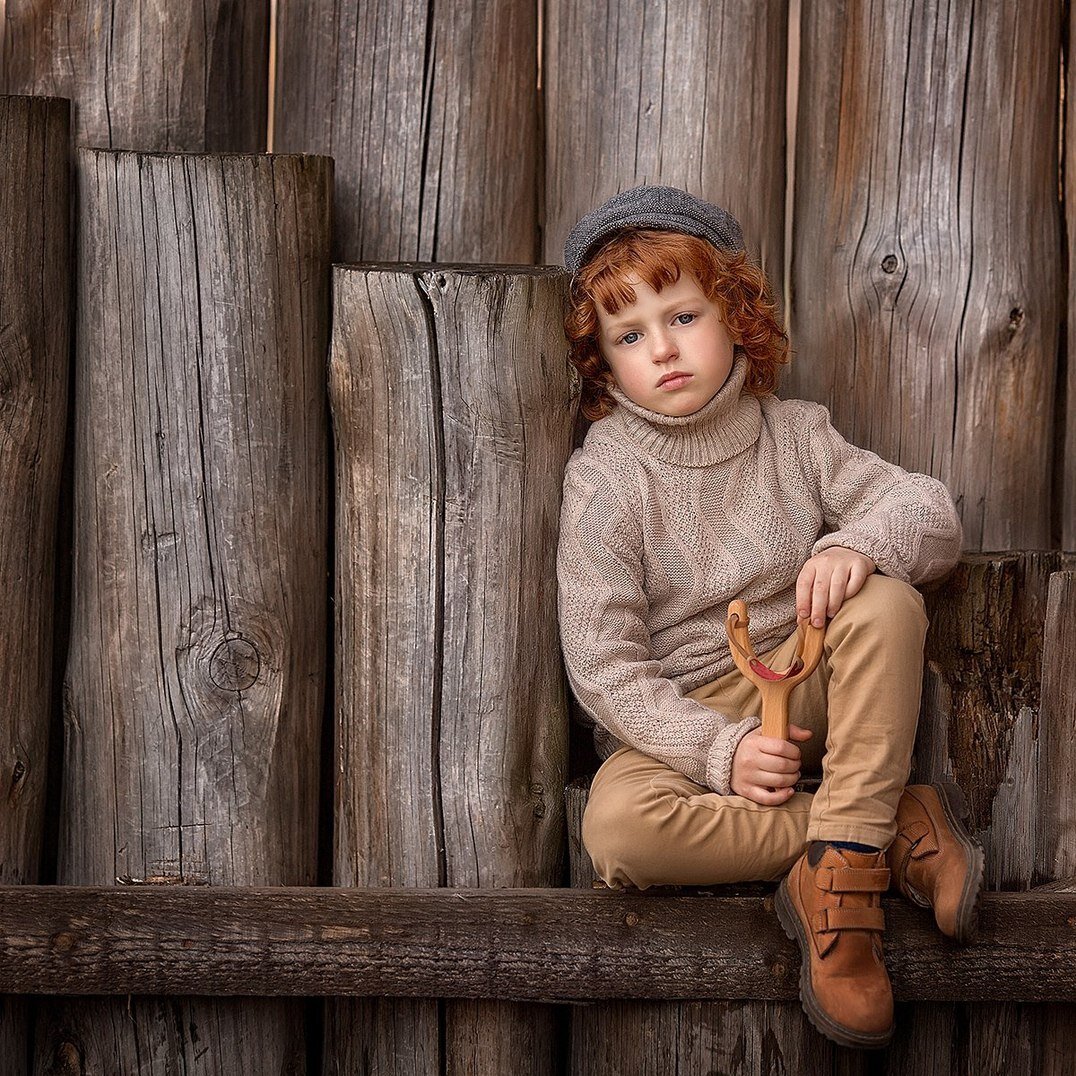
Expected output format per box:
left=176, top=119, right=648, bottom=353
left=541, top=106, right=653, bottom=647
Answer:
left=796, top=547, right=876, bottom=628
left=730, top=724, right=813, bottom=804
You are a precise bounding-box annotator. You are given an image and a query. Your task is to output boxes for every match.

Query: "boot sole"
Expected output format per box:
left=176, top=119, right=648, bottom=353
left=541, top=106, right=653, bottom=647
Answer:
left=924, top=779, right=986, bottom=945
left=774, top=877, right=895, bottom=1050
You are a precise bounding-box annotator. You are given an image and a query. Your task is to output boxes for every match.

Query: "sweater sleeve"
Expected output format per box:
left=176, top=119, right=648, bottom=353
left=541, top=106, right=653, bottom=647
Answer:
left=800, top=401, right=964, bottom=586
left=556, top=456, right=761, bottom=795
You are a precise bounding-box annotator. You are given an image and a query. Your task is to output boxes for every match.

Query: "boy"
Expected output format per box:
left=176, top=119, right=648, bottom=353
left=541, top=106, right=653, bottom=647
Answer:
left=556, top=184, right=984, bottom=1049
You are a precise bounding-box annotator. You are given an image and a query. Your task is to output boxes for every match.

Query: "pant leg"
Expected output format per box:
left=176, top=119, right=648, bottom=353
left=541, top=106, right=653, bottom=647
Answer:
left=797, top=572, right=929, bottom=848
left=581, top=744, right=816, bottom=888
left=581, top=573, right=928, bottom=887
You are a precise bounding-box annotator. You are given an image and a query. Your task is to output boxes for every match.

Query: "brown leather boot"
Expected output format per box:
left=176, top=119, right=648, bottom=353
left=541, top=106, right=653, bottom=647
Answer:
left=885, top=781, right=985, bottom=944
left=775, top=842, right=894, bottom=1049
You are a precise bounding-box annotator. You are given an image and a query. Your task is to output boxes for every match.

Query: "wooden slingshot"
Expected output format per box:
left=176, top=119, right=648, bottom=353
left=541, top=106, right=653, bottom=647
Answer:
left=725, top=600, right=827, bottom=741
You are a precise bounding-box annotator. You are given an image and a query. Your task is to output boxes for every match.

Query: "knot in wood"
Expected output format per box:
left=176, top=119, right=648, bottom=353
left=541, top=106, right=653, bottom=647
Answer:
left=881, top=254, right=899, bottom=274
left=50, top=931, right=77, bottom=952
left=209, top=637, right=260, bottom=691
left=1008, top=306, right=1025, bottom=331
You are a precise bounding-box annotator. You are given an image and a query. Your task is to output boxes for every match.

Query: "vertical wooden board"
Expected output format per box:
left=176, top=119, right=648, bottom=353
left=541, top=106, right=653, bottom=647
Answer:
left=274, top=0, right=539, bottom=264
left=37, top=149, right=332, bottom=1074
left=0, top=94, right=70, bottom=1076
left=426, top=266, right=571, bottom=1073
left=542, top=0, right=788, bottom=309
left=328, top=265, right=574, bottom=1074
left=0, top=1, right=268, bottom=151
left=1064, top=0, right=1076, bottom=554
left=1034, top=571, right=1076, bottom=1076
left=327, top=266, right=444, bottom=1073
left=792, top=0, right=1062, bottom=552
left=423, top=267, right=571, bottom=892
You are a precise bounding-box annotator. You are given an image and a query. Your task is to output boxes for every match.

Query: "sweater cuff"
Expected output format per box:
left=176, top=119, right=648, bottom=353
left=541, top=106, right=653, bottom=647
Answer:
left=811, top=531, right=905, bottom=581
left=704, top=714, right=763, bottom=796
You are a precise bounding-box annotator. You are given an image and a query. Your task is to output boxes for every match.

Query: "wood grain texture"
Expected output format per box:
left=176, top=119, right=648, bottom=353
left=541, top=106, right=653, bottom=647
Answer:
left=2, top=884, right=1076, bottom=1001
left=328, top=264, right=573, bottom=1074
left=791, top=0, right=1063, bottom=552
left=1032, top=571, right=1076, bottom=1076
left=0, top=1, right=268, bottom=152
left=274, top=1, right=539, bottom=264
left=0, top=93, right=70, bottom=1076
left=39, top=147, right=332, bottom=1076
left=542, top=0, right=788, bottom=302
left=1064, top=0, right=1076, bottom=552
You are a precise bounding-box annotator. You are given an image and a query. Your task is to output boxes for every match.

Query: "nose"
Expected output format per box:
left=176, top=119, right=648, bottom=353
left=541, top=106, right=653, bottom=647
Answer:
left=651, top=330, right=678, bottom=362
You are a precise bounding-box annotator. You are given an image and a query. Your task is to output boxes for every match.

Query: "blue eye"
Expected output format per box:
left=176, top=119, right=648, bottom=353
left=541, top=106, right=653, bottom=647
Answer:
left=675, top=313, right=696, bottom=325
left=619, top=331, right=641, bottom=345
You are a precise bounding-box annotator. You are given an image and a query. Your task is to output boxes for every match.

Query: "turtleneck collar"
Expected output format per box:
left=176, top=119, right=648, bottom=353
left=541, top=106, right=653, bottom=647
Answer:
left=602, top=348, right=763, bottom=467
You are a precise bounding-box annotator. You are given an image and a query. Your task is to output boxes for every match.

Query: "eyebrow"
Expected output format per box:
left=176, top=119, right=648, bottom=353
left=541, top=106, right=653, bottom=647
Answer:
left=605, top=298, right=697, bottom=333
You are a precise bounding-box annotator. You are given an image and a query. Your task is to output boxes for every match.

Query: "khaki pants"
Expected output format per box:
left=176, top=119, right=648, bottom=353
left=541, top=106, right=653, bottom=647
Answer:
left=581, top=574, right=929, bottom=889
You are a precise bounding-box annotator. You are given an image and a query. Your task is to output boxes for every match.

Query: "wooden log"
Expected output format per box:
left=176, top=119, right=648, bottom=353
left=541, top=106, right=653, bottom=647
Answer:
left=0, top=1, right=268, bottom=151
left=274, top=2, right=539, bottom=264
left=542, top=0, right=789, bottom=308
left=1065, top=0, right=1076, bottom=553
left=36, top=148, right=332, bottom=1076
left=791, top=0, right=1063, bottom=552
left=328, top=265, right=573, bottom=1075
left=1, top=884, right=1075, bottom=1002
left=0, top=94, right=70, bottom=1076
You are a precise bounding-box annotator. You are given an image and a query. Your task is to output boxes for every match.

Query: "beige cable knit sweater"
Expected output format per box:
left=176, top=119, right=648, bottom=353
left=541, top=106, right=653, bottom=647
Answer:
left=556, top=349, right=963, bottom=795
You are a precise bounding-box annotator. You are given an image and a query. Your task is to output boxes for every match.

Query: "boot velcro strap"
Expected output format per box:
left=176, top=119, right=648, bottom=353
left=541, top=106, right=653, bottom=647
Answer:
left=816, top=866, right=891, bottom=892
left=814, top=906, right=886, bottom=933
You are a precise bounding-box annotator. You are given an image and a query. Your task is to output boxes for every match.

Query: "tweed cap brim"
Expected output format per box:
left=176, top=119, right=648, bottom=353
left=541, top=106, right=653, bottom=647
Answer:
left=564, top=184, right=746, bottom=274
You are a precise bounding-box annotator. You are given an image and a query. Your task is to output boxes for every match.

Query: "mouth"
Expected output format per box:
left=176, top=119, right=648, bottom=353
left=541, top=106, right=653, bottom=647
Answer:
left=658, top=372, right=693, bottom=390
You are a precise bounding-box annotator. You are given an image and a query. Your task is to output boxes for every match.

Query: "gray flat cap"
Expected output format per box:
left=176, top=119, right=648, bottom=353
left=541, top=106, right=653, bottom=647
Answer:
left=564, top=184, right=746, bottom=274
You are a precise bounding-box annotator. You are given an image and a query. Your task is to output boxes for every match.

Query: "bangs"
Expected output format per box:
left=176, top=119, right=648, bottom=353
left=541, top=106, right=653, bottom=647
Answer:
left=579, top=230, right=721, bottom=316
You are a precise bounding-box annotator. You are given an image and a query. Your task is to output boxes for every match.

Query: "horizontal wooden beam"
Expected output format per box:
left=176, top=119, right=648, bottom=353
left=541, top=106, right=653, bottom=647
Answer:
left=1, top=885, right=1072, bottom=1002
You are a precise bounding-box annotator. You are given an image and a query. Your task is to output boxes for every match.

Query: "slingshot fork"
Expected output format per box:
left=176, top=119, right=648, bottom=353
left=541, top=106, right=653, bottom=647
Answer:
left=725, top=600, right=827, bottom=741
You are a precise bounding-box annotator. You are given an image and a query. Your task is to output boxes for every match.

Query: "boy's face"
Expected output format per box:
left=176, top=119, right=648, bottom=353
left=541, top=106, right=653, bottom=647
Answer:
left=595, top=270, right=739, bottom=416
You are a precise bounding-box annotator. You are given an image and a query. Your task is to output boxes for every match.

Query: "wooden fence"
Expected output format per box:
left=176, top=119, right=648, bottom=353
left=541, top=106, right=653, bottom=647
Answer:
left=1, top=0, right=1075, bottom=1071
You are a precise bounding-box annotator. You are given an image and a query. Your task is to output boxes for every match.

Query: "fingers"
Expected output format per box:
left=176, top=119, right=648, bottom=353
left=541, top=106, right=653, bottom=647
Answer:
left=754, top=735, right=801, bottom=762
left=749, top=784, right=798, bottom=805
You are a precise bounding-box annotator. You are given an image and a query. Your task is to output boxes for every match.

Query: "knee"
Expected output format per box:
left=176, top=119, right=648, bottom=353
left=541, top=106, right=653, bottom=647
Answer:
left=582, top=786, right=659, bottom=888
left=582, top=793, right=633, bottom=881
left=838, top=573, right=928, bottom=634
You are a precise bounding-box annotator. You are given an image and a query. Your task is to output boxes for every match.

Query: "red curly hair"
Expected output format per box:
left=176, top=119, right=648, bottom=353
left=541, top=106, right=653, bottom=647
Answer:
left=564, top=228, right=791, bottom=421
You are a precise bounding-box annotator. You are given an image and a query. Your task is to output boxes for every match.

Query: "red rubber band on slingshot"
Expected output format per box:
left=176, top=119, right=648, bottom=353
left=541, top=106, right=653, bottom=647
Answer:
left=748, top=657, right=804, bottom=681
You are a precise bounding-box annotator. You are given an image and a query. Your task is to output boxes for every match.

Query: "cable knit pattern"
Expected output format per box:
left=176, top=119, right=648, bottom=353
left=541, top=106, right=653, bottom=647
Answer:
left=556, top=350, right=964, bottom=796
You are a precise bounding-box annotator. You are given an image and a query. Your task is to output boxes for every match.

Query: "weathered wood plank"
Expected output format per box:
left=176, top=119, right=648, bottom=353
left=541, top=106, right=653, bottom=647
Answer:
left=0, top=93, right=70, bottom=1076
left=542, top=0, right=789, bottom=310
left=0, top=2, right=268, bottom=151
left=791, top=0, right=1063, bottom=552
left=1034, top=572, right=1076, bottom=1075
left=1, top=885, right=1075, bottom=1002
left=274, top=2, right=539, bottom=263
left=39, top=147, right=333, bottom=1075
left=328, top=265, right=573, bottom=1075
left=917, top=554, right=1076, bottom=887
left=1064, top=0, right=1076, bottom=553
